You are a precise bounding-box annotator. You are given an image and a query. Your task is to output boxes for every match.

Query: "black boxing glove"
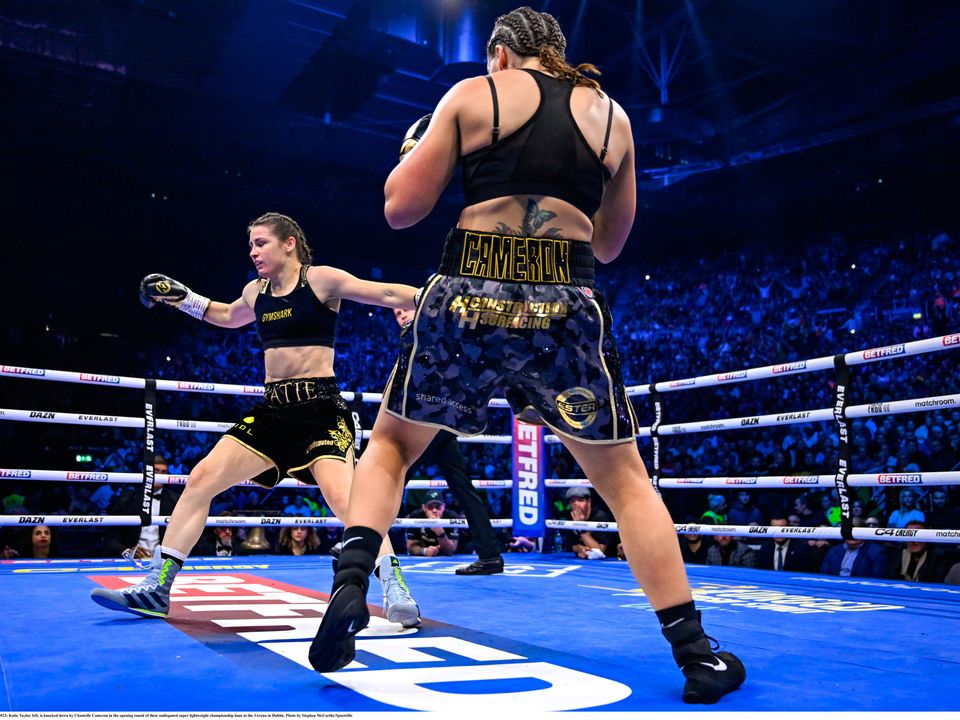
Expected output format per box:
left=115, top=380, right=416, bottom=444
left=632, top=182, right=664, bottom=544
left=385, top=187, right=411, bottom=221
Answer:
left=140, top=273, right=210, bottom=320
left=399, top=113, right=432, bottom=161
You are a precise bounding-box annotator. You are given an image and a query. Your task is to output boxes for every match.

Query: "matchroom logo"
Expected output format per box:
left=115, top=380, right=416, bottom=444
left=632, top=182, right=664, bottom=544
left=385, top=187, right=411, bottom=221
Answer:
left=88, top=572, right=631, bottom=712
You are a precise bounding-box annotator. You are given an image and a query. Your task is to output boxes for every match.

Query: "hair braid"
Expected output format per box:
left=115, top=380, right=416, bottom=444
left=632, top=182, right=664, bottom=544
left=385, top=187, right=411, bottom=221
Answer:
left=487, top=6, right=603, bottom=95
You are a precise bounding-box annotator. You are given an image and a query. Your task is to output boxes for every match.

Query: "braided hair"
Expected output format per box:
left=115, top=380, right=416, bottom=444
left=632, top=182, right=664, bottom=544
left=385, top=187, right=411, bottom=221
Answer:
left=486, top=6, right=602, bottom=95
left=248, top=212, right=313, bottom=265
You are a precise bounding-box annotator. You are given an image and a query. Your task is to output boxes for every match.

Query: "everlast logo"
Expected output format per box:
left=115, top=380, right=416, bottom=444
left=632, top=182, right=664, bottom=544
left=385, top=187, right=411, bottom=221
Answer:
left=261, top=518, right=281, bottom=525
left=862, top=344, right=905, bottom=360
left=460, top=232, right=571, bottom=283
left=0, top=470, right=31, bottom=478
left=878, top=474, right=921, bottom=485
left=2, top=366, right=45, bottom=376
left=741, top=417, right=760, bottom=426
left=772, top=361, right=806, bottom=374
left=142, top=401, right=155, bottom=516
left=30, top=411, right=54, bottom=419
left=79, top=415, right=116, bottom=423
left=80, top=373, right=120, bottom=384
left=19, top=516, right=45, bottom=524
left=776, top=411, right=812, bottom=422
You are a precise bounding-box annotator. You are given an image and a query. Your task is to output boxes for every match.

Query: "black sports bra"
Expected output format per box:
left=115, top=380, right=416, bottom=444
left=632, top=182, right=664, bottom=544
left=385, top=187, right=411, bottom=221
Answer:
left=253, top=265, right=338, bottom=350
left=461, top=69, right=613, bottom=218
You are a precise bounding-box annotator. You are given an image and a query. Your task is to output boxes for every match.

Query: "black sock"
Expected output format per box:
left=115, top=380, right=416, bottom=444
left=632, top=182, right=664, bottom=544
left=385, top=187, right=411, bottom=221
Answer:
left=333, top=526, right=381, bottom=593
left=656, top=600, right=698, bottom=629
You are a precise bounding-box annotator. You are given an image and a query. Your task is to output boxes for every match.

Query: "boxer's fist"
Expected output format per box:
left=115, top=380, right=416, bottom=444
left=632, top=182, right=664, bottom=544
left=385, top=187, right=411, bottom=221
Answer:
left=140, top=273, right=191, bottom=309
left=399, top=114, right=432, bottom=161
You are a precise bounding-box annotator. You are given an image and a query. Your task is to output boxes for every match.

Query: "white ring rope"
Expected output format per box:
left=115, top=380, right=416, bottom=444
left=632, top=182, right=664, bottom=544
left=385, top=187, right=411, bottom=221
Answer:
left=3, top=331, right=957, bottom=400
left=2, top=332, right=959, bottom=544
left=0, top=468, right=514, bottom=490
left=3, top=513, right=957, bottom=544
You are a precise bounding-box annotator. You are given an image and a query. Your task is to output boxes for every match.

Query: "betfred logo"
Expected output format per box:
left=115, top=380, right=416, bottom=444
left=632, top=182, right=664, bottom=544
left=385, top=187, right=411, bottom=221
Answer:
left=783, top=477, right=818, bottom=485
left=1, top=366, right=45, bottom=376
left=725, top=477, right=757, bottom=485
left=717, top=371, right=747, bottom=382
left=79, top=373, right=120, bottom=384
left=0, top=469, right=31, bottom=478
left=862, top=344, right=905, bottom=360
left=943, top=333, right=960, bottom=347
left=878, top=474, right=922, bottom=485
left=178, top=381, right=215, bottom=391
left=772, top=361, right=806, bottom=374
left=668, top=379, right=696, bottom=388
left=66, top=472, right=108, bottom=481
left=243, top=385, right=264, bottom=394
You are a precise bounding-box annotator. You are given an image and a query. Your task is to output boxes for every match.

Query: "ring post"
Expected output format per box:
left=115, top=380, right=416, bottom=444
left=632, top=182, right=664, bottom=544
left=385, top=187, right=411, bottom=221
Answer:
left=832, top=355, right=854, bottom=541
left=140, top=378, right=157, bottom=527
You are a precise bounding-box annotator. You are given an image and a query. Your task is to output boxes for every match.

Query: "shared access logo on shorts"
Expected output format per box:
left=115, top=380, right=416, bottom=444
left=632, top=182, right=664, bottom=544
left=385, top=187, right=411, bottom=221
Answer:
left=87, top=572, right=634, bottom=712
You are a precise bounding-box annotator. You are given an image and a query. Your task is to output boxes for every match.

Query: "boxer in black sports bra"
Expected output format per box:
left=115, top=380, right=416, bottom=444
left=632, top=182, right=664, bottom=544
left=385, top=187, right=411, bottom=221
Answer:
left=90, top=212, right=422, bottom=630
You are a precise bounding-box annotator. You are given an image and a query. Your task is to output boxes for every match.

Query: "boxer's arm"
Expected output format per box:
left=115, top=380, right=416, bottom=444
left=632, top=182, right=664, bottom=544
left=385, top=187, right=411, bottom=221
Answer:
left=384, top=81, right=466, bottom=229
left=309, top=266, right=417, bottom=310
left=590, top=100, right=636, bottom=264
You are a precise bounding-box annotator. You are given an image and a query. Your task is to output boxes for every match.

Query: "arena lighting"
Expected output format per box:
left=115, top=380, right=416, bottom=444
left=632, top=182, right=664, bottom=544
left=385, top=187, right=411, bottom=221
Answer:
left=850, top=329, right=856, bottom=334
left=913, top=312, right=923, bottom=320
left=850, top=264, right=857, bottom=269
left=75, top=454, right=92, bottom=463
left=645, top=274, right=651, bottom=280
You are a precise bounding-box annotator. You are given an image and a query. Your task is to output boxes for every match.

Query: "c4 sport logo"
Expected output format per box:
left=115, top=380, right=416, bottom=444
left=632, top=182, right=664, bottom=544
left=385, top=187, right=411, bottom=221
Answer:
left=556, top=387, right=598, bottom=429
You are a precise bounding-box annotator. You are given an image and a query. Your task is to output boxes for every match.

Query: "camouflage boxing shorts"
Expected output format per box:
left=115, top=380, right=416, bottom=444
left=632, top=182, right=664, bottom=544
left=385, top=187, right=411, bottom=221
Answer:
left=384, top=228, right=639, bottom=444
left=222, top=376, right=355, bottom=487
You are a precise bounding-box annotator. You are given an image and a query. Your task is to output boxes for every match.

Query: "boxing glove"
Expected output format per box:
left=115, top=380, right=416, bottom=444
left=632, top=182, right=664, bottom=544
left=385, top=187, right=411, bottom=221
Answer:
left=399, top=113, right=432, bottom=161
left=140, top=273, right=210, bottom=320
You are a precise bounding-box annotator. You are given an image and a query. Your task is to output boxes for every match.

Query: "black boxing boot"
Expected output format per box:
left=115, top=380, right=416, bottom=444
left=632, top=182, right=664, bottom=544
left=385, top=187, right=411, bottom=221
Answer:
left=658, top=603, right=745, bottom=704
left=308, top=526, right=380, bottom=673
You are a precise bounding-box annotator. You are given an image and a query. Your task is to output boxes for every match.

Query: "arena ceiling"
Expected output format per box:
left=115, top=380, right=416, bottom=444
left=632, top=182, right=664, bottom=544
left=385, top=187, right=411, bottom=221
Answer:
left=2, top=0, right=959, bottom=282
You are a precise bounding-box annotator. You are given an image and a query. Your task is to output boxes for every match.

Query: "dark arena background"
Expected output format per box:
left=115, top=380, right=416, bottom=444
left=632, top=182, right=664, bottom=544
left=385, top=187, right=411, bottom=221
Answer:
left=1, top=1, right=959, bottom=717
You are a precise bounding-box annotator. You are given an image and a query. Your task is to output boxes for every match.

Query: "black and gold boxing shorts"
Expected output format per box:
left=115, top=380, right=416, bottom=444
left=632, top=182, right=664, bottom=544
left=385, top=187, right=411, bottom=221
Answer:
left=222, top=376, right=354, bottom=487
left=384, top=229, right=638, bottom=444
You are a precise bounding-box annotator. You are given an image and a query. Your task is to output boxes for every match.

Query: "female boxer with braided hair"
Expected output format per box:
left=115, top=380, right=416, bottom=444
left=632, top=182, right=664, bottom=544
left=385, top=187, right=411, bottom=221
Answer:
left=311, top=7, right=745, bottom=704
left=90, top=212, right=422, bottom=629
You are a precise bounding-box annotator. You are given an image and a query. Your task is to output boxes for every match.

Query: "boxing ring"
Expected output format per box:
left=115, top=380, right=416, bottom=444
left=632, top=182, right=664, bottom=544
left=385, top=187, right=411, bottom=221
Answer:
left=2, top=332, right=960, bottom=713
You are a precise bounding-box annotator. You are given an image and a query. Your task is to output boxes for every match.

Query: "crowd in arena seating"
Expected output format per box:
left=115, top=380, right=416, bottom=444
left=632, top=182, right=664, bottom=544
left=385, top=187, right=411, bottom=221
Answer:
left=2, top=228, right=959, bottom=582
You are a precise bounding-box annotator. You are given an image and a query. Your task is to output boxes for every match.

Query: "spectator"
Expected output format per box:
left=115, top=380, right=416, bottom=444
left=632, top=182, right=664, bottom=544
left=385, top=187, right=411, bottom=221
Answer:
left=727, top=490, right=764, bottom=526
left=405, top=491, right=459, bottom=557
left=820, top=519, right=888, bottom=578
left=563, top=487, right=619, bottom=559
left=700, top=494, right=728, bottom=525
left=888, top=489, right=926, bottom=528
left=756, top=516, right=816, bottom=572
left=276, top=526, right=324, bottom=556
left=927, top=489, right=960, bottom=529
left=706, top=535, right=756, bottom=568
left=794, top=494, right=825, bottom=527
left=679, top=528, right=711, bottom=565
left=886, top=522, right=949, bottom=583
